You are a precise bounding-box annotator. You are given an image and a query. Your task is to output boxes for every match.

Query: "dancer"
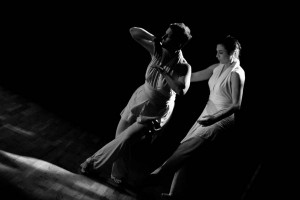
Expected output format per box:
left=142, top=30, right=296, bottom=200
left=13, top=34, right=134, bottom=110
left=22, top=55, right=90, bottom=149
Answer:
left=79, top=23, right=192, bottom=188
left=148, top=35, right=245, bottom=200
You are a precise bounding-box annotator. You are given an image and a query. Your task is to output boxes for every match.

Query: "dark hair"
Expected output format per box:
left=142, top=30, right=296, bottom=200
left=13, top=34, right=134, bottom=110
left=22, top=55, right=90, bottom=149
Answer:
left=169, top=23, right=192, bottom=46
left=219, top=35, right=241, bottom=59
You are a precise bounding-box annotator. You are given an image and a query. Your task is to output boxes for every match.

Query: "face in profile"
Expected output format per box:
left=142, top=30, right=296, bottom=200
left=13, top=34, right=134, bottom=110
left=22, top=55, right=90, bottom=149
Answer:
left=216, top=44, right=230, bottom=64
left=161, top=28, right=181, bottom=51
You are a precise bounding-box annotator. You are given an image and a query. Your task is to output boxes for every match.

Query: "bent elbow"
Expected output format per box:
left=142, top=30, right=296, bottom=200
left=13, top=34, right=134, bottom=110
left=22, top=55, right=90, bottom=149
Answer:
left=177, top=85, right=189, bottom=96
left=173, top=87, right=184, bottom=96
left=177, top=90, right=184, bottom=96
left=129, top=27, right=137, bottom=33
left=232, top=103, right=241, bottom=113
left=129, top=27, right=138, bottom=38
left=129, top=27, right=133, bottom=35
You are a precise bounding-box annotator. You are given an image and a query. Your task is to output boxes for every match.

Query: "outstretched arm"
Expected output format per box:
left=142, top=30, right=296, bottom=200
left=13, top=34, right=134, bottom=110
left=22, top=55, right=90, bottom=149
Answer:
left=129, top=27, right=156, bottom=54
left=191, top=63, right=218, bottom=82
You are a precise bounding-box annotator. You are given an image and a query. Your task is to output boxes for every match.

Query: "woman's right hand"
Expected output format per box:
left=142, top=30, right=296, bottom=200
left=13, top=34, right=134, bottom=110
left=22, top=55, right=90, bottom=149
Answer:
left=152, top=66, right=165, bottom=74
left=197, top=115, right=217, bottom=127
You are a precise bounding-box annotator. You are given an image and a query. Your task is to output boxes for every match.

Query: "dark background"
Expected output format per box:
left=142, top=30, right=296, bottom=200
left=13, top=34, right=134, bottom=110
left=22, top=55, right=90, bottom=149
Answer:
left=2, top=3, right=269, bottom=131
left=2, top=2, right=288, bottom=199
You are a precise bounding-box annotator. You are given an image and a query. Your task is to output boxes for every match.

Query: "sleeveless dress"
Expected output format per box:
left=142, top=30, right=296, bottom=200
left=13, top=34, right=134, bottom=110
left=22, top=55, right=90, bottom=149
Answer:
left=120, top=47, right=188, bottom=128
left=111, top=45, right=189, bottom=186
left=181, top=61, right=245, bottom=143
left=80, top=42, right=190, bottom=188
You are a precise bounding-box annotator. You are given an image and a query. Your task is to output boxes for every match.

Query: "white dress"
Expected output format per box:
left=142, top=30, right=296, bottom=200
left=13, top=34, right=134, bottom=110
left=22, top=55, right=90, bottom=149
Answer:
left=181, top=61, right=245, bottom=143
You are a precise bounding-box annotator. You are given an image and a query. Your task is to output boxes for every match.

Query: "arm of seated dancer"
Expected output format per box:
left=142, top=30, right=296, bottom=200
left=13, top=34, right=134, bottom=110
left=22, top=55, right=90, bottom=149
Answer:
left=198, top=72, right=244, bottom=126
left=191, top=63, right=218, bottom=82
left=129, top=27, right=156, bottom=54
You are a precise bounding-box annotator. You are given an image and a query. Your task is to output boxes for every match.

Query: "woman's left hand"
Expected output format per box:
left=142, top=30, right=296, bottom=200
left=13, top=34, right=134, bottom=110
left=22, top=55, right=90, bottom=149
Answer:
left=197, top=115, right=217, bottom=127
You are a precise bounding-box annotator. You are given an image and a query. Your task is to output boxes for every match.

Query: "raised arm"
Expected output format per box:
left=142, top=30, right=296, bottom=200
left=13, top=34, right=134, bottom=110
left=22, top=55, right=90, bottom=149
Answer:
left=129, top=27, right=156, bottom=54
left=191, top=63, right=218, bottom=82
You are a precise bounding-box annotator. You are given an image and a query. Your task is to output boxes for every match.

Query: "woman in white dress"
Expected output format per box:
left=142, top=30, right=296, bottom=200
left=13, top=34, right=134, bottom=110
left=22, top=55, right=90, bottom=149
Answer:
left=79, top=23, right=193, bottom=188
left=149, top=35, right=245, bottom=200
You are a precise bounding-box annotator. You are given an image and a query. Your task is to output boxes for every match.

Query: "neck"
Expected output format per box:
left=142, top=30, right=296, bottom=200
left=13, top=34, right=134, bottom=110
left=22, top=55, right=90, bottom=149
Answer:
left=224, top=58, right=238, bottom=68
left=165, top=48, right=180, bottom=58
left=224, top=62, right=233, bottom=68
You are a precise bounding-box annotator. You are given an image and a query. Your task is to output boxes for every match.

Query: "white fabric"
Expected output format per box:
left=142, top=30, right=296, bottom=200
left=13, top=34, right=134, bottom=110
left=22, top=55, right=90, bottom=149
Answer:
left=181, top=61, right=244, bottom=143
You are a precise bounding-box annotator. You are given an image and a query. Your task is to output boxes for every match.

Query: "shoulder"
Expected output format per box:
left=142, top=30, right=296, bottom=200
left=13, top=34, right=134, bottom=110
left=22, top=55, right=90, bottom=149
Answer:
left=231, top=69, right=245, bottom=85
left=174, top=60, right=191, bottom=76
left=232, top=65, right=244, bottom=73
left=232, top=66, right=245, bottom=81
left=178, top=59, right=190, bottom=67
left=210, top=63, right=221, bottom=73
left=210, top=63, right=220, bottom=69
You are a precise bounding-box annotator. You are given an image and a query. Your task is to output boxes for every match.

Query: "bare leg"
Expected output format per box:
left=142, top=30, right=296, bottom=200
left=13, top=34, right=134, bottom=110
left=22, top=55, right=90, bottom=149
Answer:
left=152, top=137, right=206, bottom=177
left=169, top=165, right=188, bottom=197
left=160, top=166, right=188, bottom=199
left=157, top=138, right=207, bottom=200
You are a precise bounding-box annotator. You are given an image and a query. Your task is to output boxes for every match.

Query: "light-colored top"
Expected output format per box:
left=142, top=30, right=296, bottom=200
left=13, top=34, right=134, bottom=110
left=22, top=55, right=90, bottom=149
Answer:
left=120, top=46, right=190, bottom=127
left=208, top=61, right=244, bottom=110
left=181, top=61, right=245, bottom=142
left=145, top=48, right=187, bottom=98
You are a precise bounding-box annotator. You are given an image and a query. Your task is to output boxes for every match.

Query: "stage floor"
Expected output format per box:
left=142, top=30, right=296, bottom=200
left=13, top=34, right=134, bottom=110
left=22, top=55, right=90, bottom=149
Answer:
left=0, top=87, right=160, bottom=200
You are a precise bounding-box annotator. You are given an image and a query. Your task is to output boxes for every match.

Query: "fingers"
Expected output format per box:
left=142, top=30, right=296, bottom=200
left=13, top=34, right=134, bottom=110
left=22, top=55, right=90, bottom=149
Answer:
left=197, top=120, right=203, bottom=124
left=197, top=119, right=208, bottom=126
left=153, top=66, right=164, bottom=73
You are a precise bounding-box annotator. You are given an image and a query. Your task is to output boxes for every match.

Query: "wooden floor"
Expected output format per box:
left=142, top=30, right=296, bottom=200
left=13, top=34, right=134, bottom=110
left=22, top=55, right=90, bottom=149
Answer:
left=0, top=85, right=268, bottom=200
left=0, top=86, right=159, bottom=200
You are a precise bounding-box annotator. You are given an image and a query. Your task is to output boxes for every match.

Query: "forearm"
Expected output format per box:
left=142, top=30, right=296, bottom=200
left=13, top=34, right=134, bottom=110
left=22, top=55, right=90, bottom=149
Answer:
left=129, top=27, right=155, bottom=41
left=191, top=64, right=216, bottom=82
left=191, top=72, right=207, bottom=82
left=213, top=105, right=240, bottom=122
left=162, top=73, right=185, bottom=95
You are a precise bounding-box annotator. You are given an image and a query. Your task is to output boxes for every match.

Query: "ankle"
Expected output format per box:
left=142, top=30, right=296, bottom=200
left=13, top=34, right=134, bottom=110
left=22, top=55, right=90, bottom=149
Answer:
left=161, top=193, right=177, bottom=200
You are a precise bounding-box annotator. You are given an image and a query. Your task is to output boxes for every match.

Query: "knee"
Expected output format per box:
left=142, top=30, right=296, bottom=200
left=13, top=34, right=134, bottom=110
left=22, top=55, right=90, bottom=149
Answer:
left=121, top=133, right=132, bottom=144
left=119, top=128, right=139, bottom=146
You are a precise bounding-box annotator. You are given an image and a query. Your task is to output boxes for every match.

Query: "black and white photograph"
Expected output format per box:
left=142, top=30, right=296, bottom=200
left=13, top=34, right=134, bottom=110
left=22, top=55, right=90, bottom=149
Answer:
left=1, top=2, right=290, bottom=200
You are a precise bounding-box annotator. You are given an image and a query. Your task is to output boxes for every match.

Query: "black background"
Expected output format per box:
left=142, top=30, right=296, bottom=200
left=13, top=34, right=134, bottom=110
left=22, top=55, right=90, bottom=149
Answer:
left=2, top=3, right=269, bottom=131
left=2, top=2, right=289, bottom=199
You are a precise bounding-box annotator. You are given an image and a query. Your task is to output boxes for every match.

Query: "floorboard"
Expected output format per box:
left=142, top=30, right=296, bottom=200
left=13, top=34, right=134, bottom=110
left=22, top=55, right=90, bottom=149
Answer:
left=0, top=86, right=158, bottom=200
